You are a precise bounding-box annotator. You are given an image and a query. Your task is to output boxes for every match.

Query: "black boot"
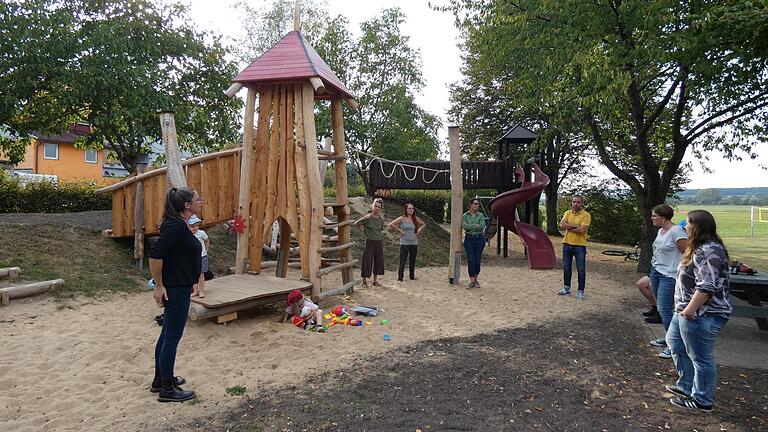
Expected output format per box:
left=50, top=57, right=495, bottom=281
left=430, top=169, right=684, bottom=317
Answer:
left=644, top=311, right=662, bottom=324
left=642, top=306, right=658, bottom=317
left=157, top=376, right=195, bottom=402
left=150, top=375, right=186, bottom=393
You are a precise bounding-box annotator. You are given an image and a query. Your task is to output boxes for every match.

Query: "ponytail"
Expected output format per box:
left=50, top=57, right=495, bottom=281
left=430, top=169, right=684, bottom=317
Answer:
left=163, top=186, right=195, bottom=221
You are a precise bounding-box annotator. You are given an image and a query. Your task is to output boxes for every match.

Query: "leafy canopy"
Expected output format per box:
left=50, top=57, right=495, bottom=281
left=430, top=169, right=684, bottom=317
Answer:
left=0, top=0, right=243, bottom=171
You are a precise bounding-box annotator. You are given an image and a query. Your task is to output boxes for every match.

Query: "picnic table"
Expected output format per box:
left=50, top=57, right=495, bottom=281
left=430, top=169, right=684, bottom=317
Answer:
left=730, top=271, right=768, bottom=331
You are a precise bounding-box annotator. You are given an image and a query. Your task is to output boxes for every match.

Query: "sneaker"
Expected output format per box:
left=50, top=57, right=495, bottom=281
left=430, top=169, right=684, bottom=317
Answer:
left=670, top=397, right=712, bottom=413
left=664, top=384, right=688, bottom=398
left=576, top=291, right=585, bottom=300
left=466, top=281, right=477, bottom=290
left=649, top=338, right=667, bottom=347
left=642, top=307, right=658, bottom=317
left=658, top=348, right=672, bottom=359
left=644, top=313, right=662, bottom=324
left=557, top=287, right=571, bottom=296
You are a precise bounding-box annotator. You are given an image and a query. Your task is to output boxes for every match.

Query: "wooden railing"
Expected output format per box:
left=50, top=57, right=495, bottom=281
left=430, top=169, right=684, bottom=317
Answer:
left=97, top=148, right=242, bottom=238
left=369, top=159, right=516, bottom=191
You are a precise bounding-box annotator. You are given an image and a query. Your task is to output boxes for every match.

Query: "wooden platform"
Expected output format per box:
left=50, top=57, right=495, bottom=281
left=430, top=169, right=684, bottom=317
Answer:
left=188, top=274, right=311, bottom=322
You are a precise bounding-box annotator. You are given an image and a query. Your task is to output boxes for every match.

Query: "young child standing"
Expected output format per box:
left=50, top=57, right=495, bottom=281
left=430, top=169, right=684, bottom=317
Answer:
left=281, top=289, right=324, bottom=331
left=188, top=215, right=209, bottom=298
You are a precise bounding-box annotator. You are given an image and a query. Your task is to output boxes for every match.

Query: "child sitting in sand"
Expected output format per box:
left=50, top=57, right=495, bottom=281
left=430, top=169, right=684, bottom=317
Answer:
left=281, top=290, right=324, bottom=331
left=188, top=215, right=209, bottom=298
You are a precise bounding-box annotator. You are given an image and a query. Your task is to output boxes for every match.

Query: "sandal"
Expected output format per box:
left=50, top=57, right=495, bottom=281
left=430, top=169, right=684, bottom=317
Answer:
left=362, top=281, right=369, bottom=288
left=372, top=281, right=381, bottom=287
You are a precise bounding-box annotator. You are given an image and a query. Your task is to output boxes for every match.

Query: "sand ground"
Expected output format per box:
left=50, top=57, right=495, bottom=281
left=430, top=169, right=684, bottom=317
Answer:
left=1, top=243, right=766, bottom=432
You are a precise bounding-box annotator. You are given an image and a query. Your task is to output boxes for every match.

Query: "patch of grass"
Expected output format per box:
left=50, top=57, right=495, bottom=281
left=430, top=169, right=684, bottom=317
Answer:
left=188, top=395, right=202, bottom=405
left=225, top=385, right=247, bottom=396
left=0, top=223, right=144, bottom=297
left=676, top=205, right=768, bottom=269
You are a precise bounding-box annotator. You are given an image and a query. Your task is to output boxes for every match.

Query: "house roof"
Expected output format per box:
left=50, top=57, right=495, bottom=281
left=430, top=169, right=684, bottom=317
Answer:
left=496, top=124, right=538, bottom=143
left=233, top=31, right=355, bottom=100
left=31, top=123, right=91, bottom=144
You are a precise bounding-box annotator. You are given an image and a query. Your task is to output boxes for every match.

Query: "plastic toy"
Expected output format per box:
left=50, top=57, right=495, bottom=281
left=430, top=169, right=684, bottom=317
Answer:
left=333, top=305, right=349, bottom=316
left=380, top=319, right=389, bottom=325
left=383, top=334, right=391, bottom=341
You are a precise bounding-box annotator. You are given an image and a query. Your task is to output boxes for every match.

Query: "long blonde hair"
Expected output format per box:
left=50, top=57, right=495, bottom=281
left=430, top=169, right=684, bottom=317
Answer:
left=681, top=210, right=728, bottom=266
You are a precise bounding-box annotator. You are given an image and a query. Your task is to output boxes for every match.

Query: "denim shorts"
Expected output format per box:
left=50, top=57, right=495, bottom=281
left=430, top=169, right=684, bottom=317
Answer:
left=201, top=255, right=209, bottom=273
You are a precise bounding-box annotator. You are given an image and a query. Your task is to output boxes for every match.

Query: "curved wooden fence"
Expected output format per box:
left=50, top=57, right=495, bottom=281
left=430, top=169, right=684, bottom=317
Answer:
left=98, top=148, right=242, bottom=238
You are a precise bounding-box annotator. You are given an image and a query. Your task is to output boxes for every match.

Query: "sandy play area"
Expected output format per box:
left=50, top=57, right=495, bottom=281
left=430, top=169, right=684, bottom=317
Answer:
left=0, top=241, right=641, bottom=432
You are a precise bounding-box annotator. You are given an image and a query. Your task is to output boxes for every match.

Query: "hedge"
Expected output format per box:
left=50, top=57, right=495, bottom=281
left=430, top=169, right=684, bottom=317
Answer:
left=557, top=187, right=642, bottom=245
left=0, top=171, right=112, bottom=213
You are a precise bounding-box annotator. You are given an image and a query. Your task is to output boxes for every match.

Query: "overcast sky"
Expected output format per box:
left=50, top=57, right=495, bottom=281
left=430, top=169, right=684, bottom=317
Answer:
left=185, top=0, right=767, bottom=189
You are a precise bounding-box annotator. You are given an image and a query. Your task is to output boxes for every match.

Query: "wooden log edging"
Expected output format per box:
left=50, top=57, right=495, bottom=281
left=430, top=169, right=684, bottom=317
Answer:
left=317, top=279, right=360, bottom=300
left=317, top=259, right=357, bottom=277
left=0, top=267, right=21, bottom=280
left=0, top=279, right=64, bottom=305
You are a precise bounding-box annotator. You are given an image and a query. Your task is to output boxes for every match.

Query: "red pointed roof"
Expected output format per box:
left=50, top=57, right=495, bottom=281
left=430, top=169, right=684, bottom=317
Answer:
left=233, top=31, right=355, bottom=100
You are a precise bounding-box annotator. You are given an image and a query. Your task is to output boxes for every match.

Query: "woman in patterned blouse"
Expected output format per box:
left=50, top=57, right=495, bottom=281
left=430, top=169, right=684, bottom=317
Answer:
left=665, top=210, right=732, bottom=413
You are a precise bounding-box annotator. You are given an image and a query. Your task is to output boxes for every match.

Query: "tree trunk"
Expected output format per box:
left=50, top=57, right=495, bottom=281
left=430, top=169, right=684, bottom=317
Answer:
left=636, top=197, right=661, bottom=274
left=545, top=183, right=561, bottom=235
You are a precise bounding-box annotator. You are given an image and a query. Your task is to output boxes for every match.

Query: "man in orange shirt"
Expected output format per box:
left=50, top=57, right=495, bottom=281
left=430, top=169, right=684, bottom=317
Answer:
left=558, top=195, right=591, bottom=300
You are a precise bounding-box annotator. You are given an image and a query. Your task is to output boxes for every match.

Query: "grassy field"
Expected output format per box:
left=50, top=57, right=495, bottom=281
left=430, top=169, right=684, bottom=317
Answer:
left=677, top=204, right=768, bottom=270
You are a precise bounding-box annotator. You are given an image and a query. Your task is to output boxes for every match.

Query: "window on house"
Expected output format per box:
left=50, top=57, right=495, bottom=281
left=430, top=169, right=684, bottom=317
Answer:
left=84, top=149, right=98, bottom=164
left=43, top=143, right=59, bottom=160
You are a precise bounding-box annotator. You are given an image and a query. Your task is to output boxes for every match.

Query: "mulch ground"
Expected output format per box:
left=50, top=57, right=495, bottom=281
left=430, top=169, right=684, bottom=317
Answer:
left=175, top=313, right=768, bottom=432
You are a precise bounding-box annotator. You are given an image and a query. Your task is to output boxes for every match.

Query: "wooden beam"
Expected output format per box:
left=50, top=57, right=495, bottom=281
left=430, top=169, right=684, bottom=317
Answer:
left=318, top=241, right=355, bottom=253
left=216, top=312, right=238, bottom=324
left=276, top=218, right=292, bottom=278
left=293, top=0, right=301, bottom=31
left=235, top=87, right=258, bottom=274
left=317, top=259, right=357, bottom=277
left=159, top=112, right=187, bottom=189
left=447, top=126, right=464, bottom=285
left=248, top=86, right=275, bottom=274
left=0, top=279, right=64, bottom=301
left=345, top=98, right=359, bottom=110
left=293, top=84, right=312, bottom=280
left=323, top=220, right=352, bottom=229
left=302, top=81, right=325, bottom=300
left=224, top=83, right=243, bottom=98
left=1, top=290, right=8, bottom=306
left=310, top=77, right=326, bottom=94
left=133, top=163, right=146, bottom=270
left=331, top=98, right=351, bottom=284
left=318, top=279, right=360, bottom=300
left=318, top=154, right=347, bottom=161
left=0, top=267, right=21, bottom=280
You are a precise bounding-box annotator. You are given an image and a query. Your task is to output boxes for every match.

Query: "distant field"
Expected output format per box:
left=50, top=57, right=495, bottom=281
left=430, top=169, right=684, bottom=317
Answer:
left=676, top=205, right=768, bottom=269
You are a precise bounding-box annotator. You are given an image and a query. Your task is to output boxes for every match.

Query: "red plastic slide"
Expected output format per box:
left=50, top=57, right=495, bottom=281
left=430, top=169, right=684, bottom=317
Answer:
left=489, top=163, right=557, bottom=269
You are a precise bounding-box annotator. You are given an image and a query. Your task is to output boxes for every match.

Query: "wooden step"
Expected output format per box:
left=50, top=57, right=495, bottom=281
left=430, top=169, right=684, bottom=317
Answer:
left=318, top=242, right=355, bottom=253
left=317, top=149, right=336, bottom=157
left=318, top=155, right=347, bottom=161
left=323, top=220, right=352, bottom=229
left=317, top=259, right=358, bottom=277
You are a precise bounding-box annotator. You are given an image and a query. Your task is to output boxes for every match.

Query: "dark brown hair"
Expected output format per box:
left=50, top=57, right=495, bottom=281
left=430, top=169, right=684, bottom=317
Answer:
left=163, top=187, right=196, bottom=221
left=682, top=210, right=728, bottom=266
left=652, top=204, right=674, bottom=220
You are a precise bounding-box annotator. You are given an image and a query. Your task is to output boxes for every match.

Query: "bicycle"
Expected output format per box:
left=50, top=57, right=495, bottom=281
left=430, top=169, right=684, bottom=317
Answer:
left=602, top=246, right=640, bottom=261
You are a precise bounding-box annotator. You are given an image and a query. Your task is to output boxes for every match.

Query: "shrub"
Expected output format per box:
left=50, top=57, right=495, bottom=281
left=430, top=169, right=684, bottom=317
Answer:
left=0, top=171, right=111, bottom=213
left=558, top=186, right=642, bottom=245
left=387, top=190, right=451, bottom=223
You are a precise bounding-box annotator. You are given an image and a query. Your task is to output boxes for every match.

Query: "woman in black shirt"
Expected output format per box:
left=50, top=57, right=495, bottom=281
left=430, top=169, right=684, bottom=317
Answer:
left=148, top=187, right=202, bottom=402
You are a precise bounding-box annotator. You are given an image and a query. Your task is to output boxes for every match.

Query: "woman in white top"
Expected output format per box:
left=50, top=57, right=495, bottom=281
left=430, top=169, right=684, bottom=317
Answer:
left=648, top=204, right=688, bottom=359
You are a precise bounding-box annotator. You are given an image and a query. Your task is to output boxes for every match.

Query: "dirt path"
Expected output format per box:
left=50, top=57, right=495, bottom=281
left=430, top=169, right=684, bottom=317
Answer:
left=176, top=313, right=768, bottom=432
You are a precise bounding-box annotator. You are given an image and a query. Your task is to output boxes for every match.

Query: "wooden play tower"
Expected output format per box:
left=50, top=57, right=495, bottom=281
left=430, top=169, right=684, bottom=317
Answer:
left=224, top=8, right=359, bottom=303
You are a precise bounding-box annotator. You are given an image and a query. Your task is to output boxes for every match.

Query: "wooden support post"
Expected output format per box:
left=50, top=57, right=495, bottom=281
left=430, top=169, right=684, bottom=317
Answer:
left=331, top=99, right=351, bottom=284
left=293, top=84, right=312, bottom=280
left=0, top=267, right=21, bottom=280
left=276, top=218, right=292, bottom=278
left=216, top=312, right=238, bottom=324
left=158, top=111, right=187, bottom=189
left=302, top=82, right=324, bottom=300
left=1, top=290, right=8, bottom=306
left=448, top=126, right=464, bottom=285
left=248, top=87, right=275, bottom=274
left=133, top=160, right=147, bottom=270
left=235, top=87, right=258, bottom=274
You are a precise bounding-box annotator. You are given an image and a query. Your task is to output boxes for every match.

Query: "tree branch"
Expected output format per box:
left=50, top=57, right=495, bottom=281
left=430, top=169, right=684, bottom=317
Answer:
left=685, top=92, right=768, bottom=140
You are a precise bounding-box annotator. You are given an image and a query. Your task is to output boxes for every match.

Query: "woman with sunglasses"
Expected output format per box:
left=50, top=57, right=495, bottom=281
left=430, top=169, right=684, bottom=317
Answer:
left=462, top=198, right=487, bottom=289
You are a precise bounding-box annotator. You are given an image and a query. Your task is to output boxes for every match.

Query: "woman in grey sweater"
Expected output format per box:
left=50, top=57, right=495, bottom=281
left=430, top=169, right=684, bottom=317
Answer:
left=388, top=203, right=426, bottom=282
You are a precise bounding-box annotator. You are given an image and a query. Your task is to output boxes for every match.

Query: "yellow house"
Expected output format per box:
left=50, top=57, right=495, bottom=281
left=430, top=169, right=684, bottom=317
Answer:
left=15, top=124, right=127, bottom=184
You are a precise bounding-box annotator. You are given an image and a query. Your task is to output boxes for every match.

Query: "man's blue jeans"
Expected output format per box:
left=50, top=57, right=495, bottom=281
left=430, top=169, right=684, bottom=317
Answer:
left=650, top=267, right=676, bottom=333
left=464, top=234, right=485, bottom=278
left=155, top=286, right=191, bottom=380
left=562, top=244, right=586, bottom=292
left=666, top=313, right=728, bottom=407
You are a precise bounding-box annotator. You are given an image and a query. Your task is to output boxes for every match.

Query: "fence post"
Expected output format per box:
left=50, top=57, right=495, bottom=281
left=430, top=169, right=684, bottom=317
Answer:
left=751, top=206, right=755, bottom=239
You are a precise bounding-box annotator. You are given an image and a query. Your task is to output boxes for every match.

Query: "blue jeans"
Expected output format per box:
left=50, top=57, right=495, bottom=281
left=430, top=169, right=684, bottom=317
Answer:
left=155, top=286, right=191, bottom=380
left=650, top=267, right=676, bottom=332
left=666, top=313, right=728, bottom=407
left=562, top=244, right=586, bottom=292
left=464, top=234, right=485, bottom=278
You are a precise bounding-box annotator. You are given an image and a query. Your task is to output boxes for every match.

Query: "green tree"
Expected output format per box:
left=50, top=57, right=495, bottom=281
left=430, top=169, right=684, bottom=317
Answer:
left=238, top=4, right=441, bottom=195
left=0, top=0, right=243, bottom=172
left=443, top=0, right=768, bottom=271
left=696, top=188, right=722, bottom=205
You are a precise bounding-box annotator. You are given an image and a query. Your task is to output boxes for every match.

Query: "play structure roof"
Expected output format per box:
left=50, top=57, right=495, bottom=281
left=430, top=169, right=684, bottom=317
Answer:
left=233, top=31, right=355, bottom=100
left=496, top=124, right=537, bottom=143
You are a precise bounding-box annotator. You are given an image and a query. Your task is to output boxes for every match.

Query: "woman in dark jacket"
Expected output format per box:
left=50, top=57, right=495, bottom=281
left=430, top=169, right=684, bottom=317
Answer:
left=148, top=187, right=202, bottom=402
